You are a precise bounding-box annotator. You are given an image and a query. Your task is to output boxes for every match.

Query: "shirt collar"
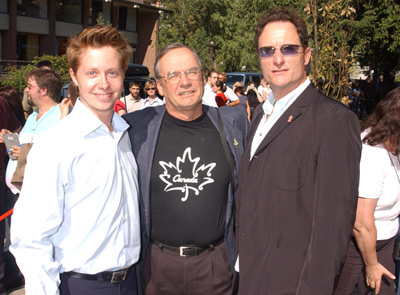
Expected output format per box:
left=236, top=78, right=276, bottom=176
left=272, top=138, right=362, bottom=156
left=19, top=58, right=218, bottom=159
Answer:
left=262, top=77, right=310, bottom=116
left=71, top=99, right=129, bottom=136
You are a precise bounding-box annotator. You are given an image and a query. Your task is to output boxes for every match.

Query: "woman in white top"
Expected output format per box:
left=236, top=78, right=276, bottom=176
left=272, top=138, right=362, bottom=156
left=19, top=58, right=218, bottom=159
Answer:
left=336, top=88, right=400, bottom=295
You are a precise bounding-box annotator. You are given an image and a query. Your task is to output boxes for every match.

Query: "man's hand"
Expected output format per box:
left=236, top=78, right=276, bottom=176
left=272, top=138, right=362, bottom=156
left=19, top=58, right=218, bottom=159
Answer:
left=365, top=263, right=396, bottom=294
left=59, top=97, right=73, bottom=119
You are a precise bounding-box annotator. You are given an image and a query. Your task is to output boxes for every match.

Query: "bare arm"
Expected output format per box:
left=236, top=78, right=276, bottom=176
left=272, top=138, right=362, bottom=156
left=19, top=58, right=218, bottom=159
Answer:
left=246, top=101, right=251, bottom=121
left=118, top=109, right=127, bottom=116
left=353, top=197, right=396, bottom=294
left=229, top=100, right=240, bottom=107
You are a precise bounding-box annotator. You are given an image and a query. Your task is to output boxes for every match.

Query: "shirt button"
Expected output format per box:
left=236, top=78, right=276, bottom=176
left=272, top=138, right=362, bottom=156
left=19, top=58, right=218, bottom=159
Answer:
left=123, top=216, right=127, bottom=221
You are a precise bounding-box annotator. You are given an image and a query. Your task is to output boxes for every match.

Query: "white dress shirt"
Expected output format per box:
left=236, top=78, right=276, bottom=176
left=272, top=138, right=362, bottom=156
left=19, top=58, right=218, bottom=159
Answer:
left=202, top=84, right=218, bottom=108
left=224, top=86, right=239, bottom=102
left=10, top=99, right=141, bottom=295
left=141, top=96, right=164, bottom=109
left=120, top=94, right=143, bottom=113
left=251, top=78, right=311, bottom=159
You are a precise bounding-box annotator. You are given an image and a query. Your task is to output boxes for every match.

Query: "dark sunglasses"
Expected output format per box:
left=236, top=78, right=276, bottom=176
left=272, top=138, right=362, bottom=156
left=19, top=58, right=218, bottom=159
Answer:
left=146, top=87, right=156, bottom=90
left=257, top=44, right=302, bottom=58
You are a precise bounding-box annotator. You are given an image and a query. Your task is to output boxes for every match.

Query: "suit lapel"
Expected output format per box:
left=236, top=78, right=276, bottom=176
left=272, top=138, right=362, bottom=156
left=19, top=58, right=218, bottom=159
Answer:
left=134, top=107, right=166, bottom=237
left=252, top=84, right=319, bottom=159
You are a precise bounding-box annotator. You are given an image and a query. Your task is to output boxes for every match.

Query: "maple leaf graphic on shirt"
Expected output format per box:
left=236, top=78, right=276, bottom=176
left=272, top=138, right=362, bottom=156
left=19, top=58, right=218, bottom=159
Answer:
left=159, top=147, right=216, bottom=201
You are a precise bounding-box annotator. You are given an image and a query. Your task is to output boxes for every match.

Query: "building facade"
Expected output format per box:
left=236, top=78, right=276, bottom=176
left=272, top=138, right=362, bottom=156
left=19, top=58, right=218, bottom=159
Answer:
left=0, top=0, right=164, bottom=76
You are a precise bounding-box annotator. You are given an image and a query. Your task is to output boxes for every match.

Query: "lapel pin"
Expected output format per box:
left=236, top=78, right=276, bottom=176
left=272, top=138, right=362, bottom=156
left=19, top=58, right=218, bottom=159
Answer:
left=233, top=138, right=239, bottom=149
left=288, top=115, right=293, bottom=123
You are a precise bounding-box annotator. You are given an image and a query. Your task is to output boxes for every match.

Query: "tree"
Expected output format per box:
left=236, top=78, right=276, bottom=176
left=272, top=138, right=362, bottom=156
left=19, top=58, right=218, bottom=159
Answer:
left=349, top=0, right=400, bottom=95
left=305, top=0, right=356, bottom=102
left=1, top=55, right=70, bottom=92
left=159, top=0, right=228, bottom=72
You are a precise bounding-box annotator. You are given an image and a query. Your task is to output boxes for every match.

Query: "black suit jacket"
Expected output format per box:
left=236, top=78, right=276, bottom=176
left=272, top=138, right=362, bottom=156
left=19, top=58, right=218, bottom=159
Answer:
left=237, top=83, right=362, bottom=295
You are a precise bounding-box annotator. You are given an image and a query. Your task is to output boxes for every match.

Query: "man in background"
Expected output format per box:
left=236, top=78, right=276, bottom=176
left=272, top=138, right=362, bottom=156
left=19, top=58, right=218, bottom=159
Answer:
left=2, top=68, right=62, bottom=195
left=202, top=70, right=218, bottom=107
left=21, top=60, right=53, bottom=118
left=121, top=81, right=144, bottom=113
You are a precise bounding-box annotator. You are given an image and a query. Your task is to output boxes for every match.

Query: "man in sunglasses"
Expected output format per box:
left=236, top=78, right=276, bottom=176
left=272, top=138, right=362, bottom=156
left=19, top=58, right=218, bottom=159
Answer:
left=236, top=7, right=362, bottom=295
left=124, top=43, right=248, bottom=294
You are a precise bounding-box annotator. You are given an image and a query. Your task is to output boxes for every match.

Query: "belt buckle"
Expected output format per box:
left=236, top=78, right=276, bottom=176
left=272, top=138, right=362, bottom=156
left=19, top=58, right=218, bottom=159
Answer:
left=179, top=246, right=193, bottom=257
left=111, top=269, right=127, bottom=283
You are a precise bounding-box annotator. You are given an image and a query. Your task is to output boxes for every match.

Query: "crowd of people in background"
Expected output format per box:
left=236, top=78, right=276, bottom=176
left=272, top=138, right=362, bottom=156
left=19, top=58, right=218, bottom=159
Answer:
left=0, top=6, right=399, bottom=295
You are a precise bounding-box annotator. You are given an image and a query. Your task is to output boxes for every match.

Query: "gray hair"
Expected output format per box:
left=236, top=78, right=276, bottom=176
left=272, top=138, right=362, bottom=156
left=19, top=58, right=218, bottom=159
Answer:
left=154, top=43, right=203, bottom=79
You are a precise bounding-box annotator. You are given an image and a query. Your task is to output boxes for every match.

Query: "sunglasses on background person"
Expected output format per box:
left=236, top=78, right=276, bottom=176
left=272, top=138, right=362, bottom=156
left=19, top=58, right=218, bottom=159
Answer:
left=257, top=44, right=302, bottom=58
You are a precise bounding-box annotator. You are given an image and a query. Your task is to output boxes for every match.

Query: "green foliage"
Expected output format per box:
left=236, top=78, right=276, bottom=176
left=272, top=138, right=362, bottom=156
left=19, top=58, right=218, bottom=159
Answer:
left=96, top=12, right=112, bottom=27
left=305, top=0, right=356, bottom=101
left=349, top=0, right=400, bottom=92
left=1, top=55, right=70, bottom=92
left=159, top=0, right=398, bottom=100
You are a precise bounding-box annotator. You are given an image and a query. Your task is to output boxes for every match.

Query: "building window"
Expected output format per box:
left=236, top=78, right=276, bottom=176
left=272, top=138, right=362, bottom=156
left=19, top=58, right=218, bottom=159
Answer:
left=56, top=0, right=82, bottom=24
left=56, top=36, right=69, bottom=56
left=0, top=0, right=7, bottom=13
left=17, top=0, right=48, bottom=19
left=89, top=0, right=111, bottom=25
left=118, top=6, right=137, bottom=32
left=17, top=33, right=41, bottom=62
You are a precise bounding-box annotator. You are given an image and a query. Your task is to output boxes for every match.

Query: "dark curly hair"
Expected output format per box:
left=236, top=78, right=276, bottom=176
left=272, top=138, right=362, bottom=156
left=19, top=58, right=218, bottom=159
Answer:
left=362, top=87, right=400, bottom=155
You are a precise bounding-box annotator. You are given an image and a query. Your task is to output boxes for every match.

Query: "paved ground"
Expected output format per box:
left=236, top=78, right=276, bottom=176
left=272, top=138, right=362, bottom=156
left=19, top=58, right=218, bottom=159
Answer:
left=8, top=287, right=24, bottom=295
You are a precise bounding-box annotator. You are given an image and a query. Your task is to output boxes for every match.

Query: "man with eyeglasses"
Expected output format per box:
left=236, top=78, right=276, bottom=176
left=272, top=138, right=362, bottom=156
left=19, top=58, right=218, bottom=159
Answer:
left=1, top=68, right=63, bottom=196
left=121, top=81, right=144, bottom=113
left=141, top=80, right=164, bottom=109
left=236, top=7, right=361, bottom=295
left=124, top=43, right=248, bottom=295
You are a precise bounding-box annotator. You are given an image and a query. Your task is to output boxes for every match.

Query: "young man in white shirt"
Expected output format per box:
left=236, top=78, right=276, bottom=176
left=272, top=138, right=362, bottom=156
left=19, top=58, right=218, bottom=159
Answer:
left=10, top=25, right=141, bottom=295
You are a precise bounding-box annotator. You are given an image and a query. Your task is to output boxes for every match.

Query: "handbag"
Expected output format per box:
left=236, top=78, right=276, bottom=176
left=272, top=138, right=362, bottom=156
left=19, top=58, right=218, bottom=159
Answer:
left=11, top=143, right=33, bottom=191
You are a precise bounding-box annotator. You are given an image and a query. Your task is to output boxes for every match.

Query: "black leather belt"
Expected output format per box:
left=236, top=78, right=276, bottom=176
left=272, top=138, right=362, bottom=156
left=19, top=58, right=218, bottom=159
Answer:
left=63, top=266, right=131, bottom=283
left=152, top=238, right=223, bottom=257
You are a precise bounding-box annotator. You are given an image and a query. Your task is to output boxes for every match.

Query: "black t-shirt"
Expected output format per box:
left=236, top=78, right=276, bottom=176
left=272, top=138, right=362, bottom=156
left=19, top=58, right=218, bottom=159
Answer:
left=150, top=111, right=229, bottom=247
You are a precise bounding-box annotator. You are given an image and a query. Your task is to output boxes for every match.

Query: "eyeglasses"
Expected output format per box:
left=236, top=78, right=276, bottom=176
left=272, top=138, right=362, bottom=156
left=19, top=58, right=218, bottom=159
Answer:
left=146, top=87, right=156, bottom=90
left=158, top=68, right=203, bottom=84
left=26, top=84, right=39, bottom=91
left=257, top=44, right=302, bottom=58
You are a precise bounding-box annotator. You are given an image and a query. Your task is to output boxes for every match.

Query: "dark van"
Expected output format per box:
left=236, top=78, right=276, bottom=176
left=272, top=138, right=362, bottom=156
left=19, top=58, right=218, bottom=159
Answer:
left=122, top=63, right=153, bottom=99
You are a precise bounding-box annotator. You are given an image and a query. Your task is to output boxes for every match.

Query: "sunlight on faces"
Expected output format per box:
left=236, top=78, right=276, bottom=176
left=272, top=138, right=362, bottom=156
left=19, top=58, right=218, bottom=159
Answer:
left=129, top=85, right=140, bottom=98
left=258, top=21, right=311, bottom=100
left=26, top=77, right=42, bottom=106
left=210, top=73, right=218, bottom=86
left=69, top=46, right=124, bottom=121
left=156, top=47, right=204, bottom=120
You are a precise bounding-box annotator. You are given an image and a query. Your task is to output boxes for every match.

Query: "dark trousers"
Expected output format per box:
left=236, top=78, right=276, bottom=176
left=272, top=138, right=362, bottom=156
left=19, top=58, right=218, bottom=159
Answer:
left=335, top=236, right=396, bottom=295
left=60, top=266, right=138, bottom=295
left=143, top=241, right=235, bottom=295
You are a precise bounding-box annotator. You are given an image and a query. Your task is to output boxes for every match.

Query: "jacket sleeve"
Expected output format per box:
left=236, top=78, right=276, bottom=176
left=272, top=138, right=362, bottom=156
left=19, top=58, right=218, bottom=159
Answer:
left=296, top=108, right=361, bottom=294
